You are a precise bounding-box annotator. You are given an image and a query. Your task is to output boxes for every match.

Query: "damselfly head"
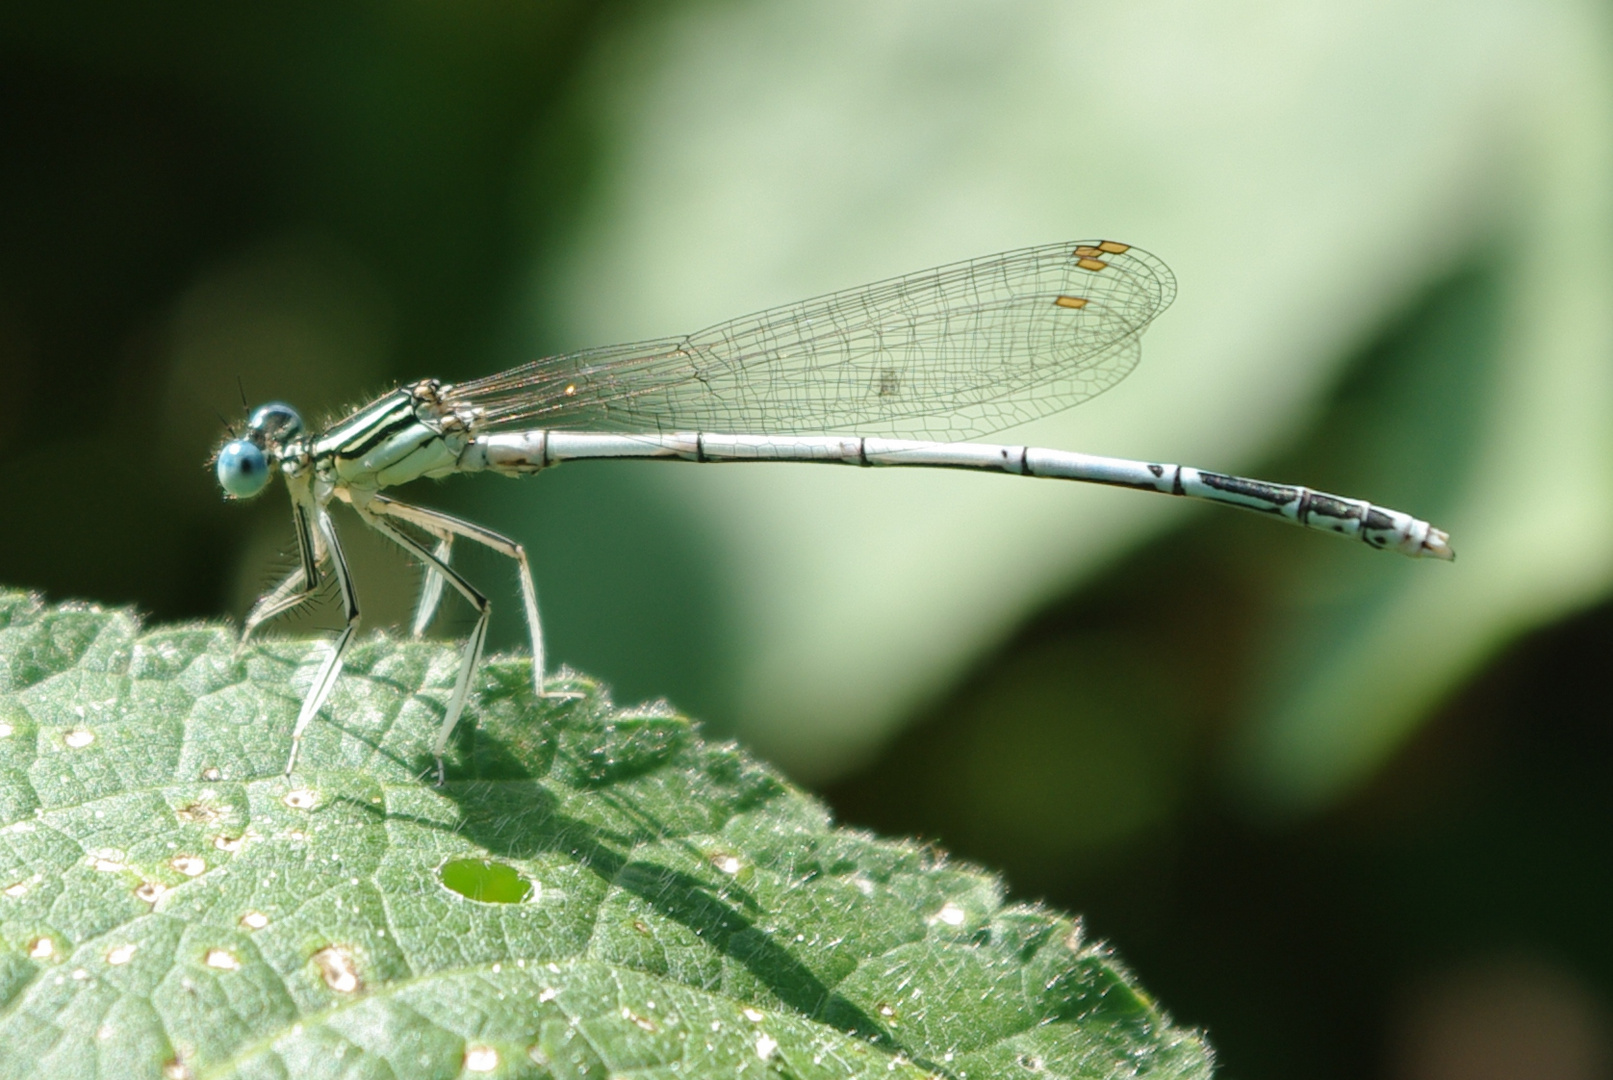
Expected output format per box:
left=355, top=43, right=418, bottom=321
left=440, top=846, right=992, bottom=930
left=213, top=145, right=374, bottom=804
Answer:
left=216, top=401, right=303, bottom=500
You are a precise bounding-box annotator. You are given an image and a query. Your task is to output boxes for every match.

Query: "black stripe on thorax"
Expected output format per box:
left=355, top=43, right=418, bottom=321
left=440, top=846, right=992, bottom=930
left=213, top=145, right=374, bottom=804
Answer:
left=318, top=392, right=420, bottom=459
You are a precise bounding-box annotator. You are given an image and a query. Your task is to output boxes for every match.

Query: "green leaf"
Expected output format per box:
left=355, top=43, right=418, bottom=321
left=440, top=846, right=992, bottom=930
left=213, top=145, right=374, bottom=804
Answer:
left=0, top=590, right=1210, bottom=1080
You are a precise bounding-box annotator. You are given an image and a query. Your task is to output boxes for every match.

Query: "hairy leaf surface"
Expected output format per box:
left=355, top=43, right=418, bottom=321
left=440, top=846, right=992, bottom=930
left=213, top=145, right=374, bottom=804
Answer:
left=0, top=591, right=1211, bottom=1080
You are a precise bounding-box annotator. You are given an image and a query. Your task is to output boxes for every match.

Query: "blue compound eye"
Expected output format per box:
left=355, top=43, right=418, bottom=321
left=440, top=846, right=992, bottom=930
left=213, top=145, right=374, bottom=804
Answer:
left=216, top=439, right=272, bottom=499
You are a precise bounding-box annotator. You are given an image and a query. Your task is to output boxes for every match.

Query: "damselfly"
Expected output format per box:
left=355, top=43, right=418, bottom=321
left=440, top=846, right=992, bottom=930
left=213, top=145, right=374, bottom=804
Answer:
left=215, top=240, right=1453, bottom=780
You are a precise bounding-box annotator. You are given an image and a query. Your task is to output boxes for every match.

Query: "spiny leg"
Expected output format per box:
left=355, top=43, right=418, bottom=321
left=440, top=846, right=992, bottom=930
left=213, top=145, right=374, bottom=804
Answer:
left=366, top=493, right=568, bottom=703
left=240, top=501, right=326, bottom=654
left=239, top=565, right=308, bottom=653
left=412, top=534, right=453, bottom=638
left=330, top=488, right=453, bottom=638
left=285, top=504, right=360, bottom=777
left=354, top=505, right=491, bottom=784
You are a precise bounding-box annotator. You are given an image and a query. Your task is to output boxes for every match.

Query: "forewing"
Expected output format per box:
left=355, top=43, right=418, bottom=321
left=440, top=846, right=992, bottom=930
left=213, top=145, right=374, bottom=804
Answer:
left=452, top=241, right=1175, bottom=440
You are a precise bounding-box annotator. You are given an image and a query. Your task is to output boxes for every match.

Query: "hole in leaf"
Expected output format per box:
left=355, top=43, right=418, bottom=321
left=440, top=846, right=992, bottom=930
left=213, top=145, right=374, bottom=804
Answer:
left=439, top=858, right=533, bottom=904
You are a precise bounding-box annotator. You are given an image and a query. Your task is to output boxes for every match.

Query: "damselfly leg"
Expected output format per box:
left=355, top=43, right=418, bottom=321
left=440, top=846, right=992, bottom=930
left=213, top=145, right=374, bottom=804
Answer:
left=411, top=532, right=454, bottom=639
left=284, top=504, right=359, bottom=777
left=353, top=506, right=491, bottom=784
left=239, top=501, right=325, bottom=653
left=362, top=494, right=581, bottom=780
left=365, top=494, right=572, bottom=704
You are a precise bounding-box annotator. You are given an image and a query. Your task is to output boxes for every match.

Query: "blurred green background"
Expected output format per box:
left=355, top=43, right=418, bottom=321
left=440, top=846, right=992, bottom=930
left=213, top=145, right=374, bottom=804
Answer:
left=5, top=2, right=1613, bottom=1077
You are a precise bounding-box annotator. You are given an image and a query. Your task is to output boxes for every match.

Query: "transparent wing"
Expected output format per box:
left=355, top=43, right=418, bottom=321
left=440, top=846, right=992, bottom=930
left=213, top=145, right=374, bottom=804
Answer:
left=449, top=240, right=1176, bottom=440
